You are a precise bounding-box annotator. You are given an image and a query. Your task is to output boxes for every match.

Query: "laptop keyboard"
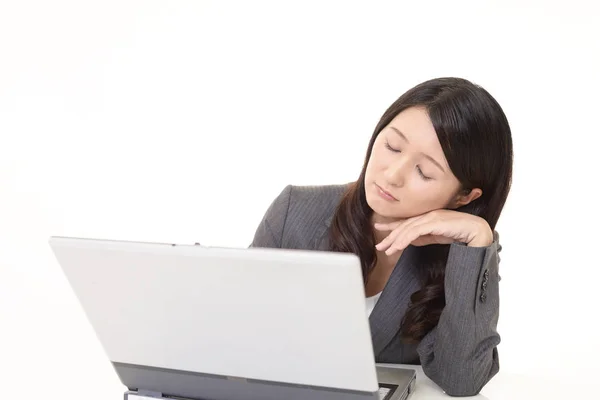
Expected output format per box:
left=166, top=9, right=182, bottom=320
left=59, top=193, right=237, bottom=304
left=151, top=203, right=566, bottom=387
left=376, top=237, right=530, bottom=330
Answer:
left=378, top=386, right=391, bottom=400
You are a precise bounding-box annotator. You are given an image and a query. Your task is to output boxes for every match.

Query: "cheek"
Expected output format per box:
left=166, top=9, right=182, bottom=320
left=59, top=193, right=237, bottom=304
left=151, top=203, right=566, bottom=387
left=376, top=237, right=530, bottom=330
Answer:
left=365, top=148, right=384, bottom=177
left=406, top=181, right=457, bottom=209
left=369, top=144, right=389, bottom=167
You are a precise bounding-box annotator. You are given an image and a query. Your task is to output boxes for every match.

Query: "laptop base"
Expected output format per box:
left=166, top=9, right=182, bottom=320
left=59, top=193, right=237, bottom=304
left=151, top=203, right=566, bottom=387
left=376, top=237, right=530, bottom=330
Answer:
left=116, top=362, right=380, bottom=400
left=120, top=365, right=416, bottom=400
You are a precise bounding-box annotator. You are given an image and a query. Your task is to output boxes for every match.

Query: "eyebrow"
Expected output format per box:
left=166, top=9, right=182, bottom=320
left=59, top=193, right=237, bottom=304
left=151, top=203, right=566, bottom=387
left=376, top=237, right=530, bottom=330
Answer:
left=389, top=126, right=446, bottom=173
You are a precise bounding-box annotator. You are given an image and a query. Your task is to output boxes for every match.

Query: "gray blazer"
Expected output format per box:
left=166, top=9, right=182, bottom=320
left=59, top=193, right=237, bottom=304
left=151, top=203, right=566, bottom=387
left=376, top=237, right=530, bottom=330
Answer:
left=250, top=184, right=502, bottom=397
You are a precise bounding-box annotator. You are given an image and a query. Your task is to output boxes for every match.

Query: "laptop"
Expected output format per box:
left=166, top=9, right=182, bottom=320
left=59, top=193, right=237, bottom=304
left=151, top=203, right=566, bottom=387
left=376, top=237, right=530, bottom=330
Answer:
left=49, top=236, right=416, bottom=400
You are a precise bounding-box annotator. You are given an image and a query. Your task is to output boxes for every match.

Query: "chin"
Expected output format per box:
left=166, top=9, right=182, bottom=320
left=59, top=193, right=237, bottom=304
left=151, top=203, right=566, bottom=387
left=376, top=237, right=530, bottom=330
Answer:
left=366, top=190, right=403, bottom=219
left=367, top=194, right=425, bottom=222
left=374, top=207, right=408, bottom=220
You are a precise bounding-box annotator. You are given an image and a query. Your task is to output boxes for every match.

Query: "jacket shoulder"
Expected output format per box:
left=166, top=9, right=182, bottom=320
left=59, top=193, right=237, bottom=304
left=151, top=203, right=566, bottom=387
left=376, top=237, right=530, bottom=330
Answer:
left=282, top=183, right=350, bottom=249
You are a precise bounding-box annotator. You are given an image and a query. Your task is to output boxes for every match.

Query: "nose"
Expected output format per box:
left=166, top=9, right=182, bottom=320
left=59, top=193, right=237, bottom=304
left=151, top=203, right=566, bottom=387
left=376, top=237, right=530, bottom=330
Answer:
left=383, top=157, right=410, bottom=187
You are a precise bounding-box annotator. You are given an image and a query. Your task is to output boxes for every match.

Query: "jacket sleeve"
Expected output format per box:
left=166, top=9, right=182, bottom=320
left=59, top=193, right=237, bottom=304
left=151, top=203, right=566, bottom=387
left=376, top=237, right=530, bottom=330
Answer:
left=249, top=185, right=292, bottom=248
left=416, top=232, right=502, bottom=397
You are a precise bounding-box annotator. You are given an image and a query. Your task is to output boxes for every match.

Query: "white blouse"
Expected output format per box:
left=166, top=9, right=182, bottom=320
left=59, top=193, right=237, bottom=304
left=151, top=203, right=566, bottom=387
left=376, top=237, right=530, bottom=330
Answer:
left=365, top=291, right=382, bottom=317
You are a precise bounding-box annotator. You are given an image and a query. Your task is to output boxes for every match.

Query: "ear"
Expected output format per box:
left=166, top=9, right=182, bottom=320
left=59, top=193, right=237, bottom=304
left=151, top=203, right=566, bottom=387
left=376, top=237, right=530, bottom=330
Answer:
left=448, top=188, right=482, bottom=209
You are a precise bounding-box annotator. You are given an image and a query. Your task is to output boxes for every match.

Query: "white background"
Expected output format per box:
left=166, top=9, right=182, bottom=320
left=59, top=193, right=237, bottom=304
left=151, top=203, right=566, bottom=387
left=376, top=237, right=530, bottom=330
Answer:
left=1, top=1, right=599, bottom=399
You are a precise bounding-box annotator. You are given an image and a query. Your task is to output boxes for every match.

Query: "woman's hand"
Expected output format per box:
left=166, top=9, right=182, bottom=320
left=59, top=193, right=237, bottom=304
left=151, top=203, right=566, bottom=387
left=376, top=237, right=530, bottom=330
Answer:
left=374, top=209, right=493, bottom=256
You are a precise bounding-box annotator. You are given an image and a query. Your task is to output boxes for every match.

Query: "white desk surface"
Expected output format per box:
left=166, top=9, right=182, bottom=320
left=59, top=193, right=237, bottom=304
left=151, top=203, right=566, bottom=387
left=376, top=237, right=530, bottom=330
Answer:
left=380, top=364, right=594, bottom=399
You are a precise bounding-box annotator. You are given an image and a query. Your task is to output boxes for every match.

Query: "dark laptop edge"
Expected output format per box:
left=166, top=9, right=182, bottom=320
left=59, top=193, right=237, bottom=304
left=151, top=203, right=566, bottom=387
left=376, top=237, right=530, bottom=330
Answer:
left=114, top=361, right=379, bottom=400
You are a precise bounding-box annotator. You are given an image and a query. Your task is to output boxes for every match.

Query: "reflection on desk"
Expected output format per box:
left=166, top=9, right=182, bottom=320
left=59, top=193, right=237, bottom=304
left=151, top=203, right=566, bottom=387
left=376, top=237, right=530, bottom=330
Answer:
left=379, top=364, right=594, bottom=399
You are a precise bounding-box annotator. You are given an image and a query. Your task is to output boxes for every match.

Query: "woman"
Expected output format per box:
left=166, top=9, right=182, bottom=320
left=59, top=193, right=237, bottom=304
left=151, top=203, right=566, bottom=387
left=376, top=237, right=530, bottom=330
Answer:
left=250, top=77, right=513, bottom=396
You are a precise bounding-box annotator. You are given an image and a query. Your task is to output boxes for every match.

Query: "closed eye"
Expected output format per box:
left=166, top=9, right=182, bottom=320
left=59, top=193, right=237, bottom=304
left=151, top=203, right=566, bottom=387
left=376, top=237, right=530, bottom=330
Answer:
left=417, top=166, right=432, bottom=181
left=385, top=141, right=400, bottom=153
left=386, top=140, right=432, bottom=180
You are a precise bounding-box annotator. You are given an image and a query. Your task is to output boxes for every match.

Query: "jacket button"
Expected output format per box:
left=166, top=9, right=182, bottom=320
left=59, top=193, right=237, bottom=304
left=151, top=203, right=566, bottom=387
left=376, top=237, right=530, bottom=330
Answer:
left=480, top=293, right=487, bottom=303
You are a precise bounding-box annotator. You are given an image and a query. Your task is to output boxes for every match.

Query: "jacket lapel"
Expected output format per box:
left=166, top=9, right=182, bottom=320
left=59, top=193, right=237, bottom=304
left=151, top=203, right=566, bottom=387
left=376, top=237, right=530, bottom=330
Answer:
left=315, top=216, right=420, bottom=357
left=368, top=246, right=420, bottom=357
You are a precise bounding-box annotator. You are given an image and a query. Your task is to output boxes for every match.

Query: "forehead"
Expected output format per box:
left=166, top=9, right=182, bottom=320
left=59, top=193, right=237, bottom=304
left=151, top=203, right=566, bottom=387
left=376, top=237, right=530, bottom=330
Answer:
left=385, top=107, right=440, bottom=147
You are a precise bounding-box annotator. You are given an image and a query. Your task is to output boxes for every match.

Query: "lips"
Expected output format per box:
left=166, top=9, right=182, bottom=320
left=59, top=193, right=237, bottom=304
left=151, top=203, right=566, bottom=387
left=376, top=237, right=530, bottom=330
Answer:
left=376, top=184, right=398, bottom=201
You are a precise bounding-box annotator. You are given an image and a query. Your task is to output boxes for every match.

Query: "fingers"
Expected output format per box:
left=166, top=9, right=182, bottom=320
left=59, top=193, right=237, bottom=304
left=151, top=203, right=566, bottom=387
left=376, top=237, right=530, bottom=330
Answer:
left=375, top=215, right=426, bottom=254
left=384, top=218, right=432, bottom=256
left=387, top=222, right=434, bottom=255
left=375, top=223, right=404, bottom=251
left=373, top=220, right=407, bottom=252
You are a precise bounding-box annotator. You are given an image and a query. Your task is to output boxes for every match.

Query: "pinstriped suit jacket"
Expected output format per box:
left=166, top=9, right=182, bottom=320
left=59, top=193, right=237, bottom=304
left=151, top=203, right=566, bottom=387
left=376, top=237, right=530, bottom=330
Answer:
left=250, top=184, right=502, bottom=397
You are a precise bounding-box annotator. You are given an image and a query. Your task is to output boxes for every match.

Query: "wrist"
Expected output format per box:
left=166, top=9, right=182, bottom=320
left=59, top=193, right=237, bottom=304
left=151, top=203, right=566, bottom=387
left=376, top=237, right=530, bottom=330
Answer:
left=467, top=237, right=492, bottom=247
left=467, top=219, right=493, bottom=247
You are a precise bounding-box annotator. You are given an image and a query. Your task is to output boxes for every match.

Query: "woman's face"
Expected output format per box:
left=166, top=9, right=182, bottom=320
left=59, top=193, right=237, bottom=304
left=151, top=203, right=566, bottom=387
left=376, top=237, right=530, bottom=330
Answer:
left=364, top=107, right=476, bottom=223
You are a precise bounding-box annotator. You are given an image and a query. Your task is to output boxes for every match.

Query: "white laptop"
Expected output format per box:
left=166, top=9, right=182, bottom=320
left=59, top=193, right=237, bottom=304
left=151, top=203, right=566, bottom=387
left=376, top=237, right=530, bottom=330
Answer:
left=49, top=236, right=416, bottom=400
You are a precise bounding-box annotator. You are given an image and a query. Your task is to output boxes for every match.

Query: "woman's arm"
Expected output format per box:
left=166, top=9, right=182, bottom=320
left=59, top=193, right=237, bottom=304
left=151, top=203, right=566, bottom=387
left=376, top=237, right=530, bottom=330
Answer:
left=417, top=234, right=502, bottom=396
